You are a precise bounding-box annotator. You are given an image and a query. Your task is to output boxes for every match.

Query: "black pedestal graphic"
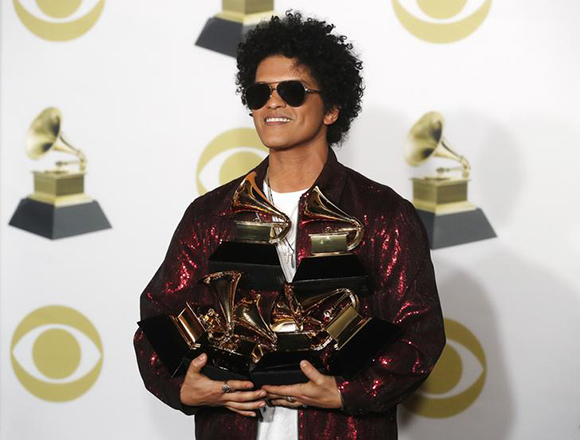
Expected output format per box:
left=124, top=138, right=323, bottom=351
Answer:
left=417, top=208, right=496, bottom=249
left=9, top=198, right=111, bottom=239
left=195, top=17, right=256, bottom=58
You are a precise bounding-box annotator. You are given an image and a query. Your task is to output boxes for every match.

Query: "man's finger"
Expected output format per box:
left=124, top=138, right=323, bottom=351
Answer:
left=300, top=360, right=324, bottom=385
left=270, top=398, right=303, bottom=408
left=225, top=406, right=258, bottom=417
left=261, top=383, right=301, bottom=397
left=225, top=400, right=267, bottom=411
left=224, top=379, right=255, bottom=391
left=222, top=389, right=267, bottom=403
left=263, top=392, right=286, bottom=400
left=185, top=353, right=207, bottom=376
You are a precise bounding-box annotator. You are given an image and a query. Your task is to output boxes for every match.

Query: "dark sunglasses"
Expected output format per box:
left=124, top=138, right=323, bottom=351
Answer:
left=245, top=80, right=321, bottom=110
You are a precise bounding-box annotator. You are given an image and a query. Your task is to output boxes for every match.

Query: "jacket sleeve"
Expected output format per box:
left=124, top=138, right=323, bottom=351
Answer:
left=335, top=199, right=446, bottom=416
left=133, top=202, right=206, bottom=416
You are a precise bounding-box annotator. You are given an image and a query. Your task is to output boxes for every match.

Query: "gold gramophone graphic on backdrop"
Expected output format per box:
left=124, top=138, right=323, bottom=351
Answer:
left=195, top=0, right=275, bottom=57
left=405, top=111, right=495, bottom=249
left=9, top=107, right=111, bottom=239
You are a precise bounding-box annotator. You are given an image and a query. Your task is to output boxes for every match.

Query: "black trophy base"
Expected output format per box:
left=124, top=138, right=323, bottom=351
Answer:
left=293, top=254, right=369, bottom=296
left=203, top=347, right=321, bottom=387
left=209, top=241, right=285, bottom=290
left=195, top=17, right=256, bottom=58
left=251, top=368, right=307, bottom=388
left=9, top=198, right=111, bottom=240
left=138, top=315, right=204, bottom=377
left=203, top=348, right=325, bottom=386
left=328, top=319, right=402, bottom=379
left=251, top=350, right=324, bottom=387
left=204, top=345, right=253, bottom=377
left=417, top=208, right=496, bottom=249
left=201, top=364, right=251, bottom=382
left=201, top=364, right=307, bottom=388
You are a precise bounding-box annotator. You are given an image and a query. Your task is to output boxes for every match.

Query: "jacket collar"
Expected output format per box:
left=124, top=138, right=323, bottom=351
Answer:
left=252, top=147, right=347, bottom=205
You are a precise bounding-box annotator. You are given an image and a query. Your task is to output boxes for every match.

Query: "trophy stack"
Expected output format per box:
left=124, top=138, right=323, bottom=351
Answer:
left=139, top=172, right=400, bottom=385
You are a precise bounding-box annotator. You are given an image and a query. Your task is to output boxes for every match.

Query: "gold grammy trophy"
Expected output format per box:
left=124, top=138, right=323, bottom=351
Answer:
left=405, top=111, right=495, bottom=248
left=290, top=186, right=368, bottom=296
left=231, top=171, right=290, bottom=244
left=209, top=171, right=290, bottom=291
left=281, top=187, right=400, bottom=378
left=195, top=0, right=275, bottom=57
left=9, top=107, right=111, bottom=239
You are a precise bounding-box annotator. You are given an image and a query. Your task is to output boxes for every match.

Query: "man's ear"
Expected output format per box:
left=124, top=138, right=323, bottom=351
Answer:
left=324, top=106, right=340, bottom=126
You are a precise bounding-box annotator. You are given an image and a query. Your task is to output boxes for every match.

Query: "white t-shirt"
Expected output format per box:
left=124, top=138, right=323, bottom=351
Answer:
left=257, top=184, right=303, bottom=440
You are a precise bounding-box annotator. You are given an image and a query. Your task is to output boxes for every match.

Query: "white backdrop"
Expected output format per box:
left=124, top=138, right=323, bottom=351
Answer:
left=1, top=0, right=579, bottom=439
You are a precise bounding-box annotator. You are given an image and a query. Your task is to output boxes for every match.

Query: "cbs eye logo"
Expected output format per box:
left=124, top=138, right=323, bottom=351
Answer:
left=403, top=318, right=486, bottom=418
left=392, top=0, right=492, bottom=43
left=196, top=128, right=268, bottom=195
left=11, top=305, right=103, bottom=402
left=13, top=0, right=105, bottom=41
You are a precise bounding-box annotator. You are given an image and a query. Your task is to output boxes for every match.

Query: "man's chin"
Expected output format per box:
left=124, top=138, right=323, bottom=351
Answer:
left=260, top=138, right=291, bottom=151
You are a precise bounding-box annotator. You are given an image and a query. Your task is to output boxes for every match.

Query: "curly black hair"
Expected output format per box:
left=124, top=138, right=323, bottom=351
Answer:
left=236, top=11, right=364, bottom=146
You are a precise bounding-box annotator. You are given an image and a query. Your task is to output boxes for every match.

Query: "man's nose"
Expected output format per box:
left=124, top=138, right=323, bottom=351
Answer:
left=266, top=88, right=285, bottom=108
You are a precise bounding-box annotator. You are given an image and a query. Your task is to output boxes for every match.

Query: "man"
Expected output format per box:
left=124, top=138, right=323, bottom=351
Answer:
left=134, top=11, right=445, bottom=440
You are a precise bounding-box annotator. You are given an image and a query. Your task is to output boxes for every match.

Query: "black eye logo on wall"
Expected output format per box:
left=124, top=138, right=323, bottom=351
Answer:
left=392, top=0, right=492, bottom=43
left=11, top=305, right=103, bottom=401
left=13, top=0, right=105, bottom=41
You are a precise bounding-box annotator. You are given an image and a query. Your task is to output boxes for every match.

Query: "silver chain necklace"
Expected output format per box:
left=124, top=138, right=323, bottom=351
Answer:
left=266, top=170, right=298, bottom=269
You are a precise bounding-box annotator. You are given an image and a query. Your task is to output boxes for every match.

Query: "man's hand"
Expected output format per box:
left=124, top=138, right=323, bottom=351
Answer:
left=180, top=353, right=267, bottom=417
left=262, top=360, right=342, bottom=409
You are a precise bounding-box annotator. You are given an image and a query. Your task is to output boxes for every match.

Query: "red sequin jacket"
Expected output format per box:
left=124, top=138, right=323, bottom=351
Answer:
left=134, top=149, right=445, bottom=439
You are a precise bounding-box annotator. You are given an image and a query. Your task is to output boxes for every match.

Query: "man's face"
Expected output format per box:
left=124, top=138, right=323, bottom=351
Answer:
left=251, top=55, right=338, bottom=151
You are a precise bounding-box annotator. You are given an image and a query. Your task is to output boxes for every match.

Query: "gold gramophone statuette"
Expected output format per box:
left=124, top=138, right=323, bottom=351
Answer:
left=303, top=186, right=364, bottom=255
left=405, top=111, right=476, bottom=215
left=9, top=107, right=111, bottom=239
left=26, top=107, right=91, bottom=207
left=279, top=284, right=371, bottom=353
left=404, top=111, right=496, bottom=249
left=200, top=271, right=276, bottom=361
left=232, top=171, right=291, bottom=244
left=171, top=304, right=207, bottom=351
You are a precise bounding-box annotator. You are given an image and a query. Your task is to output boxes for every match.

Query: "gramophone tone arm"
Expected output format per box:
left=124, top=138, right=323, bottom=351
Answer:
left=59, top=133, right=87, bottom=172
left=460, top=157, right=471, bottom=178
left=55, top=160, right=81, bottom=169
left=77, top=151, right=87, bottom=172
left=435, top=162, right=471, bottom=178
left=439, top=139, right=470, bottom=178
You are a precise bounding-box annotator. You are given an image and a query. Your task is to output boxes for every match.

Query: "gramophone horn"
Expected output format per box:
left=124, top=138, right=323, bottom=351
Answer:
left=404, top=111, right=470, bottom=178
left=302, top=186, right=364, bottom=251
left=200, top=271, right=243, bottom=334
left=25, top=107, right=87, bottom=171
left=234, top=295, right=277, bottom=344
left=232, top=171, right=291, bottom=243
